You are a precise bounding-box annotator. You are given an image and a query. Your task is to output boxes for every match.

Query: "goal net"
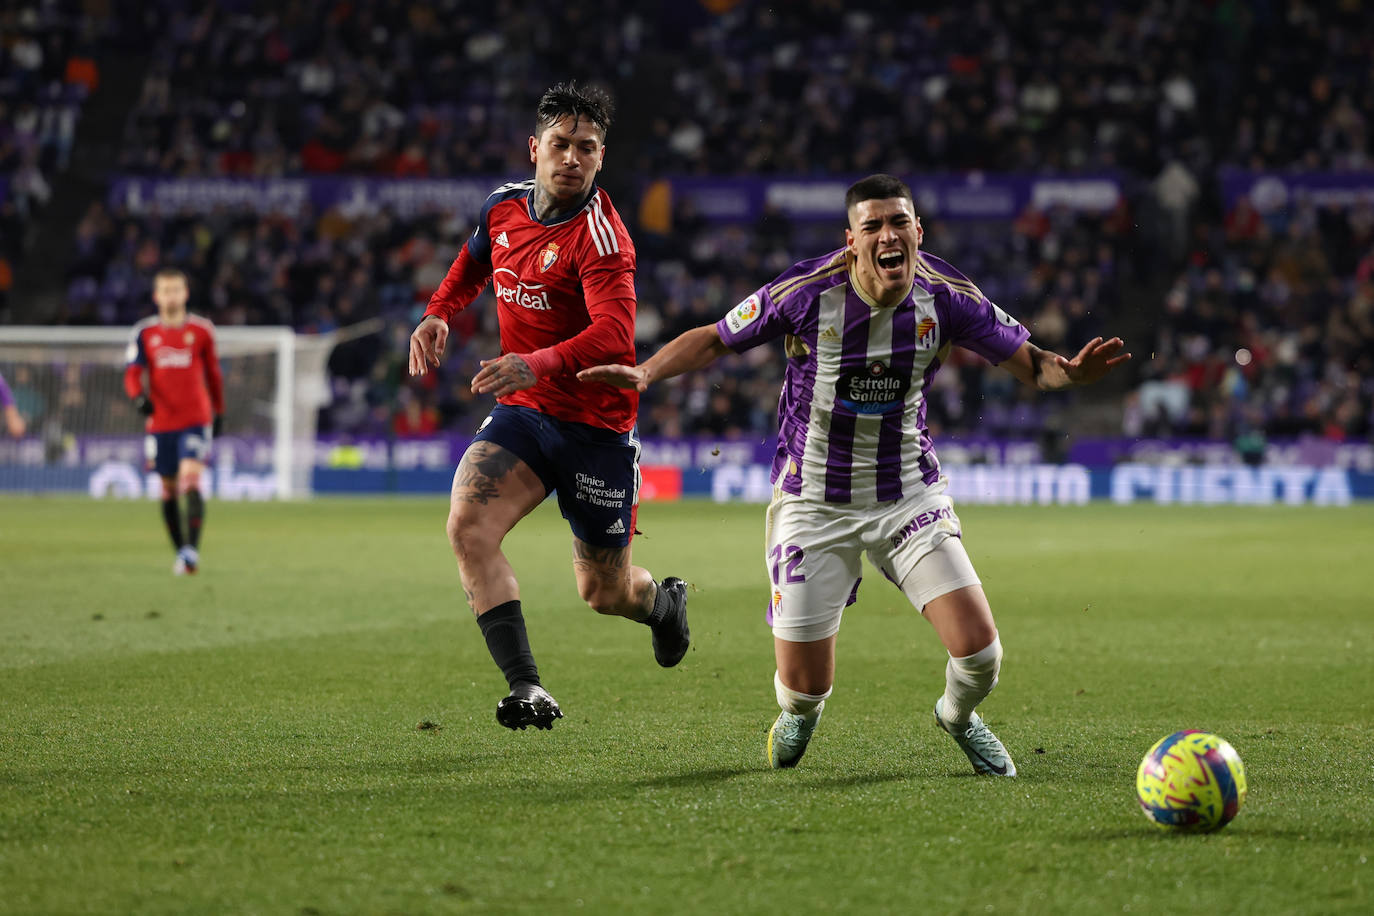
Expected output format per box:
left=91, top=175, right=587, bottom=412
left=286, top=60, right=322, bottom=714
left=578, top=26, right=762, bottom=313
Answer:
left=0, top=325, right=337, bottom=499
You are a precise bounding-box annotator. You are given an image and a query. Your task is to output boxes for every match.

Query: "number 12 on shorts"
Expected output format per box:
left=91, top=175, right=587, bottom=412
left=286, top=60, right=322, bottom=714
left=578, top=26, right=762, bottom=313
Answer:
left=770, top=544, right=806, bottom=585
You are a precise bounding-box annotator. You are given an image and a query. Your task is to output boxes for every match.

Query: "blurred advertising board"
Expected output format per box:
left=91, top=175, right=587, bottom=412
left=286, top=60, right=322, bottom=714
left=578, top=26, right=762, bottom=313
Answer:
left=1, top=435, right=1370, bottom=504
left=107, top=173, right=1124, bottom=223
left=1220, top=169, right=1374, bottom=213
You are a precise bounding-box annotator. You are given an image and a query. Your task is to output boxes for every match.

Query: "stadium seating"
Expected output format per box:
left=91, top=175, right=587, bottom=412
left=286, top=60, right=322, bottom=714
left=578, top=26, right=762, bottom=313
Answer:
left=117, top=0, right=654, bottom=178
left=1131, top=196, right=1374, bottom=442
left=0, top=1, right=110, bottom=317
left=26, top=0, right=1374, bottom=441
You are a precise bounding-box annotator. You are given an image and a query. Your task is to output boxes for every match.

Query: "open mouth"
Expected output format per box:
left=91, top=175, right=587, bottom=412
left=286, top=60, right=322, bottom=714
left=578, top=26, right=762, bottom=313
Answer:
left=876, top=249, right=905, bottom=273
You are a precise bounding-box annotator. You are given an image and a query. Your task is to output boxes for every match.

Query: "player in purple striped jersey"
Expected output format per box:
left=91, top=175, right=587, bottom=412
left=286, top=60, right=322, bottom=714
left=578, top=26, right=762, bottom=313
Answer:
left=581, top=175, right=1130, bottom=775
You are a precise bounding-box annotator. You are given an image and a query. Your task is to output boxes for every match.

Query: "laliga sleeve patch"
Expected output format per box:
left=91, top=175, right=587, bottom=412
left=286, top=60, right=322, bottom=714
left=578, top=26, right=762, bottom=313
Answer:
left=992, top=304, right=1021, bottom=328
left=725, top=294, right=762, bottom=334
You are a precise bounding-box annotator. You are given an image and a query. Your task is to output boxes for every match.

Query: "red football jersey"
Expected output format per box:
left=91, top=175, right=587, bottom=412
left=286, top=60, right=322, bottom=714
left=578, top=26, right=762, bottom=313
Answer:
left=424, top=180, right=638, bottom=432
left=123, top=314, right=225, bottom=433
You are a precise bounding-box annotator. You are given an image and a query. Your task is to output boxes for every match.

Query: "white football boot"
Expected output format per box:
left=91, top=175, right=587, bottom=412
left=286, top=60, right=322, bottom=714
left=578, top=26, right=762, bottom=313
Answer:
left=934, top=698, right=1017, bottom=777
left=173, top=545, right=199, bottom=576
left=767, top=703, right=824, bottom=769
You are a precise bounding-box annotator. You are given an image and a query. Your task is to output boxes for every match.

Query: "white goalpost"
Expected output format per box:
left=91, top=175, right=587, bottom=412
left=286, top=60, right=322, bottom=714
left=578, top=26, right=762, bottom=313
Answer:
left=0, top=325, right=342, bottom=499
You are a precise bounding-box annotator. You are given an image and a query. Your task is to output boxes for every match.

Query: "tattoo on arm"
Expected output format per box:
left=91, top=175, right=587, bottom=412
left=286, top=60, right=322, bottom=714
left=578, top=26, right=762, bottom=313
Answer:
left=454, top=442, right=521, bottom=505
left=505, top=355, right=536, bottom=388
left=1027, top=344, right=1047, bottom=386
left=1026, top=344, right=1064, bottom=390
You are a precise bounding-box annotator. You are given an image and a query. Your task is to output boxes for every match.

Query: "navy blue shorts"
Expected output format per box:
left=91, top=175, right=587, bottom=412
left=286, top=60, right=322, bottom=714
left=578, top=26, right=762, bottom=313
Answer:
left=145, top=424, right=213, bottom=478
left=473, top=405, right=640, bottom=548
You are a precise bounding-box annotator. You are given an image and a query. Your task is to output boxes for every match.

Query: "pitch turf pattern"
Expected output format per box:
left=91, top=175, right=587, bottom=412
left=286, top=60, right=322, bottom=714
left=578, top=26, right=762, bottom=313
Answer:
left=1, top=498, right=1371, bottom=914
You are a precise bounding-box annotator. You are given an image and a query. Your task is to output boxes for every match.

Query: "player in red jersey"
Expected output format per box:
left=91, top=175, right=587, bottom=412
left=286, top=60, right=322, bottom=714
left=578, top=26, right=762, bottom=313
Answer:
left=123, top=267, right=224, bottom=575
left=409, top=83, right=690, bottom=731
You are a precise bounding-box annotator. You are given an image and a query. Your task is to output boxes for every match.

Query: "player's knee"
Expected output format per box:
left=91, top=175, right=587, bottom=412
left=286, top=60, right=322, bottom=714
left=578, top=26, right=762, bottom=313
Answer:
left=160, top=477, right=176, bottom=501
left=950, top=635, right=1003, bottom=689
left=446, top=513, right=486, bottom=560
left=178, top=469, right=202, bottom=496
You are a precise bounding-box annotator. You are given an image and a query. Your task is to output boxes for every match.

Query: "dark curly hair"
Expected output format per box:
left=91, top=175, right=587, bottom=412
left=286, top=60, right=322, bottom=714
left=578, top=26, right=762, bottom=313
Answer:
left=535, top=81, right=615, bottom=140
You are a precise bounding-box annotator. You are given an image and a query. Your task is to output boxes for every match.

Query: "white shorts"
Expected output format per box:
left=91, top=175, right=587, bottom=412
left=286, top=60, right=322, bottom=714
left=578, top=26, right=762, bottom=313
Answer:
left=763, top=477, right=981, bottom=643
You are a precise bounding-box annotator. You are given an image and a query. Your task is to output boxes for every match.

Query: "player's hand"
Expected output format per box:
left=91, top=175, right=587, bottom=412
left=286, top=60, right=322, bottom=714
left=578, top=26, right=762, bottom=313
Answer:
left=471, top=354, right=537, bottom=398
left=3, top=407, right=24, bottom=438
left=212, top=415, right=223, bottom=437
left=576, top=364, right=651, bottom=392
left=408, top=316, right=450, bottom=376
left=1055, top=337, right=1132, bottom=386
left=133, top=394, right=154, bottom=416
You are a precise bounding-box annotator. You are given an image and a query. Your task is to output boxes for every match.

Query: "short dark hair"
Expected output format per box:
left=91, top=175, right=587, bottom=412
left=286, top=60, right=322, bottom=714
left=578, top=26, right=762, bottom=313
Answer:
left=844, top=174, right=914, bottom=212
left=154, top=266, right=188, bottom=285
left=535, top=81, right=615, bottom=140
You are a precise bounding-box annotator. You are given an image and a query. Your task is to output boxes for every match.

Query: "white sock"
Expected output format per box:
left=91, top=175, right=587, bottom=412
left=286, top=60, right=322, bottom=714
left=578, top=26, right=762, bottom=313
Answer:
left=940, top=635, right=1002, bottom=727
left=774, top=670, right=830, bottom=721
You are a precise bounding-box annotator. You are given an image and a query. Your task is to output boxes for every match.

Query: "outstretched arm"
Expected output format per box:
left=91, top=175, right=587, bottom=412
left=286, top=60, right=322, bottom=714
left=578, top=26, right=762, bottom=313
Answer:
left=410, top=245, right=493, bottom=377
left=3, top=405, right=23, bottom=438
left=577, top=324, right=732, bottom=392
left=1001, top=337, right=1131, bottom=391
left=0, top=374, right=24, bottom=437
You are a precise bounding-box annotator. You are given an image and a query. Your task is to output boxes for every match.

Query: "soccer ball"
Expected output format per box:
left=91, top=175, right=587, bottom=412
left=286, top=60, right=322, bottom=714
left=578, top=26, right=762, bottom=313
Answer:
left=1136, top=730, right=1247, bottom=832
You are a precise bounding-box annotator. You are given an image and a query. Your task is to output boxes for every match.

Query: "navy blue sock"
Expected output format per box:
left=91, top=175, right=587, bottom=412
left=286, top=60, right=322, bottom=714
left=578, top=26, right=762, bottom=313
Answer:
left=185, top=489, right=205, bottom=549
left=476, top=600, right=541, bottom=689
left=160, top=497, right=185, bottom=550
left=645, top=580, right=672, bottom=627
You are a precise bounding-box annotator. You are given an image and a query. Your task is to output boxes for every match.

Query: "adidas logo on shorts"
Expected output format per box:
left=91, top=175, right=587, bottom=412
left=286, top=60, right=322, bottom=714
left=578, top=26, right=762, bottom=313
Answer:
left=605, top=518, right=626, bottom=535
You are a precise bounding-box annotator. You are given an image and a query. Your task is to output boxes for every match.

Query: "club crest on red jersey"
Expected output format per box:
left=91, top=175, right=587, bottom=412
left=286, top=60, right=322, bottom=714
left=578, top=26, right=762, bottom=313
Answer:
left=539, top=242, right=560, bottom=272
left=184, top=331, right=195, bottom=345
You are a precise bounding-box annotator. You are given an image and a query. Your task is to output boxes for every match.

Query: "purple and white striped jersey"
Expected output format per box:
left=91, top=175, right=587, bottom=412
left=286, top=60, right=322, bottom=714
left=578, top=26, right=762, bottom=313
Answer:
left=715, top=247, right=1030, bottom=505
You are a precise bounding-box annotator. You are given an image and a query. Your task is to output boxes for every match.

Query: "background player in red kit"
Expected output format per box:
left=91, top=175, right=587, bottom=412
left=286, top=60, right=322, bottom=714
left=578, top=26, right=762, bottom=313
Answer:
left=409, top=83, right=690, bottom=731
left=124, top=267, right=224, bottom=575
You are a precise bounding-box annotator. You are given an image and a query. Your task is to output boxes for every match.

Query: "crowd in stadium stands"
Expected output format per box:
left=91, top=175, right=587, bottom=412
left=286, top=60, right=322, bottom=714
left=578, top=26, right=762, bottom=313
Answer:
left=58, top=191, right=1128, bottom=441
left=118, top=0, right=652, bottom=178
left=1132, top=196, right=1374, bottom=445
left=20, top=0, right=1374, bottom=450
left=60, top=196, right=500, bottom=436
left=629, top=201, right=1129, bottom=441
left=643, top=0, right=1374, bottom=177
left=116, top=1, right=1374, bottom=181
left=0, top=1, right=105, bottom=315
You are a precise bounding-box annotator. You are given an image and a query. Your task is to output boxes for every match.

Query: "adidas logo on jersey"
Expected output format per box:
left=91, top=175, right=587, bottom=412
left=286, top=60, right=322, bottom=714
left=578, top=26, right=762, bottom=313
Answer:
left=494, top=231, right=510, bottom=248
left=820, top=326, right=841, bottom=342
left=605, top=518, right=626, bottom=535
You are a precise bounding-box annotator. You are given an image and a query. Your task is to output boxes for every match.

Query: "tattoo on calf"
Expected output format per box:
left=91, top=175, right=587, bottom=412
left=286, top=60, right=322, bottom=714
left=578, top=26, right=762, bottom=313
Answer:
left=633, top=577, right=657, bottom=617
left=572, top=540, right=631, bottom=584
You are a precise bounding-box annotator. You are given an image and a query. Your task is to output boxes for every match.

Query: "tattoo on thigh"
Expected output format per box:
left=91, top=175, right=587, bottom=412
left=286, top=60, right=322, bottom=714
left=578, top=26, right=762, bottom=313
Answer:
left=454, top=443, right=520, bottom=505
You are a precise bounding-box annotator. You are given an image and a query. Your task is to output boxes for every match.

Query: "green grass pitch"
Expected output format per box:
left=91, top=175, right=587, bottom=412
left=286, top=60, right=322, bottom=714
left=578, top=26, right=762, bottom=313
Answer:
left=2, top=496, right=1371, bottom=914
